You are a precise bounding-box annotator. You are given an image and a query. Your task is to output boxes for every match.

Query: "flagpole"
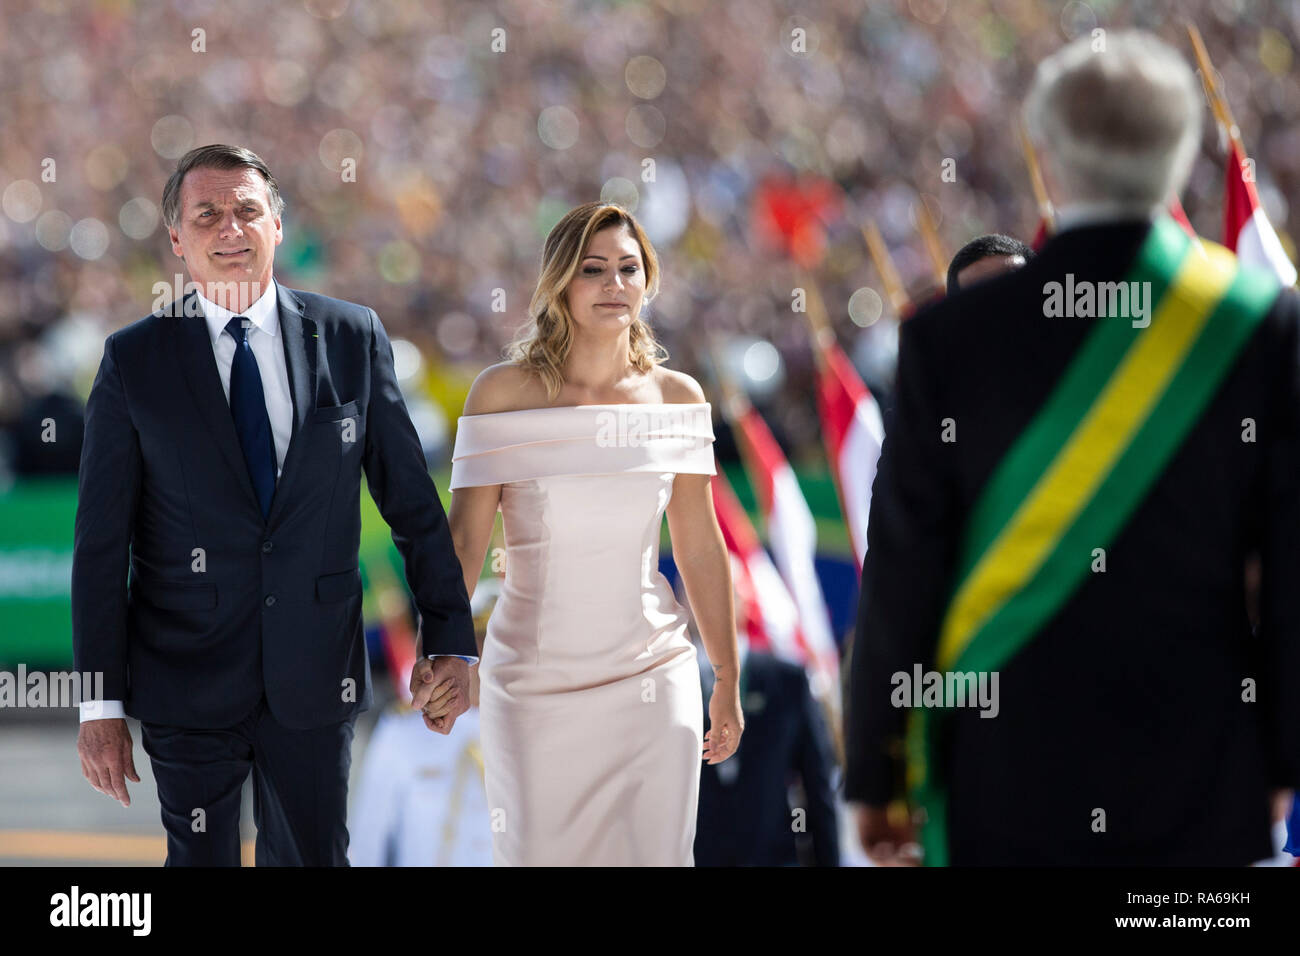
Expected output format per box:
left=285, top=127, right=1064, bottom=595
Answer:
left=1186, top=22, right=1246, bottom=157
left=859, top=218, right=910, bottom=317
left=793, top=267, right=837, bottom=376
left=789, top=271, right=855, bottom=566
left=1017, top=116, right=1055, bottom=233
left=913, top=197, right=949, bottom=290
left=704, top=336, right=749, bottom=420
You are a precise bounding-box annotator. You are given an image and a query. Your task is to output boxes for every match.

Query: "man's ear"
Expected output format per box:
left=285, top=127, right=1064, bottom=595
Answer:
left=168, top=226, right=184, bottom=260
left=273, top=215, right=283, bottom=247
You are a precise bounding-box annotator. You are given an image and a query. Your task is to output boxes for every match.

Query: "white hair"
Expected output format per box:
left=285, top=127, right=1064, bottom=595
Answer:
left=1024, top=30, right=1203, bottom=206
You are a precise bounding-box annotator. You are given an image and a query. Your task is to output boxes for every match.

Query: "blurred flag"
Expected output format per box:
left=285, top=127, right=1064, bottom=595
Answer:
left=1029, top=218, right=1050, bottom=253
left=732, top=403, right=840, bottom=702
left=1223, top=141, right=1297, bottom=285
left=815, top=339, right=884, bottom=572
left=1168, top=194, right=1197, bottom=238
left=709, top=470, right=808, bottom=665
left=359, top=545, right=421, bottom=703
left=1186, top=23, right=1296, bottom=285
left=752, top=174, right=842, bottom=268
left=378, top=593, right=418, bottom=704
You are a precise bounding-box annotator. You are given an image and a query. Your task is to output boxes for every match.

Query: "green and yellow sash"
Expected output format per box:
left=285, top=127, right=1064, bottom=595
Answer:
left=907, top=217, right=1280, bottom=865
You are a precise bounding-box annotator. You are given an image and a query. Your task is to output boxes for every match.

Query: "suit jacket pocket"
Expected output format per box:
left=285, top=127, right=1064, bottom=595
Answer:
left=134, top=580, right=218, bottom=611
left=312, top=400, right=360, bottom=423
left=316, top=567, right=362, bottom=603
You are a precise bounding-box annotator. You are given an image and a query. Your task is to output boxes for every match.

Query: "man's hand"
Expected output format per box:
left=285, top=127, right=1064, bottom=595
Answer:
left=1272, top=788, right=1294, bottom=824
left=409, top=657, right=471, bottom=736
left=855, top=802, right=923, bottom=866
left=77, top=718, right=140, bottom=807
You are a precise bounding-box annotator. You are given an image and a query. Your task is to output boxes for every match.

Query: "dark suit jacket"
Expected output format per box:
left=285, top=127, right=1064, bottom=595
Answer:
left=845, top=220, right=1300, bottom=865
left=696, top=651, right=841, bottom=866
left=71, top=283, right=476, bottom=730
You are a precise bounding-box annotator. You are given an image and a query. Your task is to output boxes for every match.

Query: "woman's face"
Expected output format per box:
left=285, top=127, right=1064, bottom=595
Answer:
left=563, top=223, right=647, bottom=336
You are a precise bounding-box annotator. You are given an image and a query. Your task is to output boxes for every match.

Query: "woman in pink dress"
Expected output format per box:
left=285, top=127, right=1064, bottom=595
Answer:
left=431, top=202, right=743, bottom=865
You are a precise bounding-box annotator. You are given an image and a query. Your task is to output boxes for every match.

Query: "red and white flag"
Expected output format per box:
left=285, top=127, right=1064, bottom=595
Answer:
left=709, top=471, right=807, bottom=666
left=814, top=341, right=884, bottom=572
left=380, top=613, right=418, bottom=704
left=733, top=404, right=841, bottom=700
left=1168, top=194, right=1198, bottom=238
left=1223, top=141, right=1297, bottom=285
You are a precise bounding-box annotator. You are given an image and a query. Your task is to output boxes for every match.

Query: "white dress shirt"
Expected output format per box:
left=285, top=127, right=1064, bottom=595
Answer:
left=197, top=278, right=294, bottom=478
left=1053, top=199, right=1162, bottom=233
left=81, top=279, right=473, bottom=722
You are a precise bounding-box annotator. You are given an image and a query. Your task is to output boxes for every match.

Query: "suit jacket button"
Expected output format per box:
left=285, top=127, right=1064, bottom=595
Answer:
left=261, top=540, right=273, bottom=554
left=264, top=594, right=276, bottom=607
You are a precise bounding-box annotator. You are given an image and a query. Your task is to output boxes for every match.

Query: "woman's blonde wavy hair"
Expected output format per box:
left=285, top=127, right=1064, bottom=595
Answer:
left=505, top=202, right=668, bottom=401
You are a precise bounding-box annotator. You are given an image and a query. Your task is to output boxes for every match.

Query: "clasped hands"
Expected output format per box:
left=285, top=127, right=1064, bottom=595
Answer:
left=409, top=656, right=472, bottom=735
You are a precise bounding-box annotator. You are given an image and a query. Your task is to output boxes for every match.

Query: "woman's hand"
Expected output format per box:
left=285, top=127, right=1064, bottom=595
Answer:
left=702, top=673, right=743, bottom=764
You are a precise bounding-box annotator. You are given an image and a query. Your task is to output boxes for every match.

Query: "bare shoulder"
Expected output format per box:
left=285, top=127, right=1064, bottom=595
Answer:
left=654, top=366, right=708, bottom=404
left=463, top=362, right=548, bottom=415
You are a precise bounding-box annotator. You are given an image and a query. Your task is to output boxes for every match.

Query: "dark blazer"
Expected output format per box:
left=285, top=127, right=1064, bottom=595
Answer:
left=846, top=220, right=1300, bottom=865
left=71, top=283, right=477, bottom=730
left=695, top=651, right=841, bottom=866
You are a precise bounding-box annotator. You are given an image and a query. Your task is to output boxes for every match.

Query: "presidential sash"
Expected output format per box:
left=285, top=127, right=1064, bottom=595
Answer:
left=907, top=217, right=1280, bottom=865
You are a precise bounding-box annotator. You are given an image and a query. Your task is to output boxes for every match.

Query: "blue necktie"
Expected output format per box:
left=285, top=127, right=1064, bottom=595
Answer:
left=225, top=316, right=276, bottom=519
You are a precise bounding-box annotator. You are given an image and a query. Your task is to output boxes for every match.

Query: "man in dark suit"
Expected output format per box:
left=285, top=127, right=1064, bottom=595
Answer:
left=946, top=234, right=1035, bottom=294
left=846, top=31, right=1300, bottom=865
left=73, top=144, right=477, bottom=866
left=695, top=636, right=841, bottom=867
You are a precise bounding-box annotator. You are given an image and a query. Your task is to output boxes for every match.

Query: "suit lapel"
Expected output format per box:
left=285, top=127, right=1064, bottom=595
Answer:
left=174, top=292, right=261, bottom=515
left=267, top=283, right=318, bottom=526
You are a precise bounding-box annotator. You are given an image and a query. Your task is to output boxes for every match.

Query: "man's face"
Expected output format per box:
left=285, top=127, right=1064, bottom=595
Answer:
left=954, top=254, right=1025, bottom=291
left=168, top=165, right=282, bottom=301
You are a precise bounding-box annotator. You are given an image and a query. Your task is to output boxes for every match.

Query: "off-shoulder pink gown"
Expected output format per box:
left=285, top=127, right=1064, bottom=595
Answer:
left=448, top=402, right=717, bottom=866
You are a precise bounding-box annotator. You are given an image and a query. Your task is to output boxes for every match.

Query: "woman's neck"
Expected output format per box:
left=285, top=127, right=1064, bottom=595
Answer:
left=560, top=328, right=634, bottom=391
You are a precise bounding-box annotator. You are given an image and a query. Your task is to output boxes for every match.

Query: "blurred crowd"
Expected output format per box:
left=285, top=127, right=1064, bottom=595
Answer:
left=1, top=0, right=1298, bottom=481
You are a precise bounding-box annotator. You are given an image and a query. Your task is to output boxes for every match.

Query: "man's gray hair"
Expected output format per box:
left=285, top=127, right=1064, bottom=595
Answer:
left=1024, top=30, right=1203, bottom=206
left=161, top=144, right=285, bottom=229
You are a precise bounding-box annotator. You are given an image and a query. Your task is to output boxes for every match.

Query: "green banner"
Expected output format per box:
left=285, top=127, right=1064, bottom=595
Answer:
left=1, top=461, right=842, bottom=667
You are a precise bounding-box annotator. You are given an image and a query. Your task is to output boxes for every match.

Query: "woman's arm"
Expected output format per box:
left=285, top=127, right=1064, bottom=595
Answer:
left=659, top=367, right=740, bottom=682
left=667, top=470, right=744, bottom=763
left=658, top=367, right=739, bottom=679
left=447, top=486, right=499, bottom=658
left=425, top=362, right=532, bottom=657
left=659, top=367, right=743, bottom=760
left=666, top=472, right=738, bottom=681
